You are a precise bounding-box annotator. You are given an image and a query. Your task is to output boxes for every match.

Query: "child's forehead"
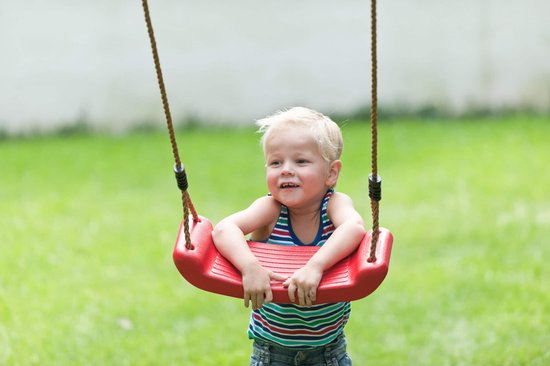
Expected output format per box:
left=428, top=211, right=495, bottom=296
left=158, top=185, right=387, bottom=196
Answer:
left=266, top=125, right=313, bottom=143
left=265, top=127, right=320, bottom=153
left=266, top=123, right=311, bottom=139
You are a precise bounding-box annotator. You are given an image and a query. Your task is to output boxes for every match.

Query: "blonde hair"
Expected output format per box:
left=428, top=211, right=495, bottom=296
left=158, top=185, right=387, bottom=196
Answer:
left=256, top=107, right=343, bottom=162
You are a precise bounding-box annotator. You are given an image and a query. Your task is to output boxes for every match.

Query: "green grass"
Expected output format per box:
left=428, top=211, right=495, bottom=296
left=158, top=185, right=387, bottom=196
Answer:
left=1, top=115, right=549, bottom=365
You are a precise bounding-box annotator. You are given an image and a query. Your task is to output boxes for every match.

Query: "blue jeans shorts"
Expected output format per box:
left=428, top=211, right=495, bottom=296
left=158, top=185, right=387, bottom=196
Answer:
left=249, top=333, right=352, bottom=366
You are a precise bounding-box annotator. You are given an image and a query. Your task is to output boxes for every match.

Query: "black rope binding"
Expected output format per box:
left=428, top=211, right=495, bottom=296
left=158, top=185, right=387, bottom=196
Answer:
left=368, top=173, right=382, bottom=202
left=174, top=164, right=189, bottom=192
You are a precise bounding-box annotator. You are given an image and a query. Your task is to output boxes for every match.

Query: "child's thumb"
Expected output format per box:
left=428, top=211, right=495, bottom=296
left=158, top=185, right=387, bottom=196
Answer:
left=269, top=271, right=288, bottom=282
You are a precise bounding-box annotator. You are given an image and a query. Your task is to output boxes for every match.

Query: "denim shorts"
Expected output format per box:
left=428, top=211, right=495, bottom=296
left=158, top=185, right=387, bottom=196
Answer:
left=249, top=333, right=352, bottom=366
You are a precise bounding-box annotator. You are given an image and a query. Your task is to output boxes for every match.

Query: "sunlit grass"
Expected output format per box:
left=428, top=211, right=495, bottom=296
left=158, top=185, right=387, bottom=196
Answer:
left=1, top=115, right=548, bottom=365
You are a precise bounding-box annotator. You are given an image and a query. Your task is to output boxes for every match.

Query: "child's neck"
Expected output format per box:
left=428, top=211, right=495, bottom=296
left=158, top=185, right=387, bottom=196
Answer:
left=288, top=207, right=320, bottom=245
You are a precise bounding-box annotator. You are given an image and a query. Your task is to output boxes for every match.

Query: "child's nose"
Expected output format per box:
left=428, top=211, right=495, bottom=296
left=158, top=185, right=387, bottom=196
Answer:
left=281, top=161, right=294, bottom=175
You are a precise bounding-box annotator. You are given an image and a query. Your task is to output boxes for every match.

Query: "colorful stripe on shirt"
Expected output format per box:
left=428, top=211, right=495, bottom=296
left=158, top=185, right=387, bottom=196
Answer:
left=248, top=189, right=351, bottom=348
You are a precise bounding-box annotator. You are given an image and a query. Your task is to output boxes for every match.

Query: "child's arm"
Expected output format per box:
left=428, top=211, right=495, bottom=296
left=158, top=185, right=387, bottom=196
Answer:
left=284, top=192, right=366, bottom=306
left=212, top=196, right=286, bottom=310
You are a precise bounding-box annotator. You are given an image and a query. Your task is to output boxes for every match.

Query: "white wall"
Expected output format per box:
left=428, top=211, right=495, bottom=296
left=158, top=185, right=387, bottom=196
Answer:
left=1, top=0, right=549, bottom=133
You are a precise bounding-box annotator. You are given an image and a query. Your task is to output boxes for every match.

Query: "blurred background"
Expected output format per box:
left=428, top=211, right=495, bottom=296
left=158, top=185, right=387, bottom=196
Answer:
left=1, top=2, right=550, bottom=365
left=1, top=0, right=549, bottom=134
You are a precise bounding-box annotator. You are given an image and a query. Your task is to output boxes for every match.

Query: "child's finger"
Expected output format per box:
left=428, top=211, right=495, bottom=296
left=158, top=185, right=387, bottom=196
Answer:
left=305, top=288, right=313, bottom=306
left=287, top=283, right=296, bottom=302
left=264, top=289, right=273, bottom=304
left=251, top=293, right=259, bottom=310
left=304, top=296, right=312, bottom=306
left=297, top=287, right=306, bottom=306
left=309, top=288, right=317, bottom=303
left=269, top=271, right=288, bottom=282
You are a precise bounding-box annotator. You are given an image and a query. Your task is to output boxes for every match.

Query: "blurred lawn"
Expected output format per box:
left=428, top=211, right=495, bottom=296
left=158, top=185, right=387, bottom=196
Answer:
left=1, top=115, right=548, bottom=365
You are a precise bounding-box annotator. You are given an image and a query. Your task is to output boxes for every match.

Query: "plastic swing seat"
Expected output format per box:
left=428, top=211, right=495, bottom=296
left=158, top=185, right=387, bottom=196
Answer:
left=173, top=215, right=393, bottom=304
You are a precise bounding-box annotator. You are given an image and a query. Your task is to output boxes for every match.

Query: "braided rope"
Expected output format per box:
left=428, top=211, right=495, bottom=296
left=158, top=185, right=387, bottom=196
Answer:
left=142, top=0, right=180, bottom=167
left=142, top=0, right=381, bottom=255
left=142, top=0, right=198, bottom=249
left=368, top=0, right=381, bottom=263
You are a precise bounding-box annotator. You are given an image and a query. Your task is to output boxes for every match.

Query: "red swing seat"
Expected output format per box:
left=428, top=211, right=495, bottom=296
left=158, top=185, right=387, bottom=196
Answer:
left=173, top=215, right=393, bottom=303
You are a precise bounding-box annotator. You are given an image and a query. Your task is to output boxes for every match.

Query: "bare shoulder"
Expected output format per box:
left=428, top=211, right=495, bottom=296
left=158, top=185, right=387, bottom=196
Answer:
left=248, top=196, right=281, bottom=241
left=250, top=195, right=281, bottom=212
left=327, top=191, right=364, bottom=226
left=328, top=191, right=354, bottom=208
left=218, top=195, right=281, bottom=235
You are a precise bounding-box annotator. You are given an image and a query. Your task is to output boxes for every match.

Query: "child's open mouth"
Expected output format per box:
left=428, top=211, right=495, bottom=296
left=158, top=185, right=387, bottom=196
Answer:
left=280, top=183, right=299, bottom=189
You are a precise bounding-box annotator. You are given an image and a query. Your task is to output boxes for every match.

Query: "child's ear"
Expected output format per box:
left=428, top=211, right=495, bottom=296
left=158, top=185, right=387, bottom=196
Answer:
left=326, top=160, right=342, bottom=187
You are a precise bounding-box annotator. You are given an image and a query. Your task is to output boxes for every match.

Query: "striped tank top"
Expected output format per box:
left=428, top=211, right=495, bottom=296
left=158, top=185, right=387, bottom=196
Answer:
left=247, top=189, right=351, bottom=348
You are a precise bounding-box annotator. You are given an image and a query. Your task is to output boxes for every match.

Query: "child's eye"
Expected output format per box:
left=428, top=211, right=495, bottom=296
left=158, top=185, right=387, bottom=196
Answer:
left=296, top=159, right=308, bottom=165
left=269, top=160, right=281, bottom=167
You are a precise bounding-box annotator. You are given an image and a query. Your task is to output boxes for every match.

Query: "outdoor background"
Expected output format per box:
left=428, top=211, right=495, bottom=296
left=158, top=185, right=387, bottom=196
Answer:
left=1, top=0, right=549, bottom=133
left=1, top=1, right=549, bottom=366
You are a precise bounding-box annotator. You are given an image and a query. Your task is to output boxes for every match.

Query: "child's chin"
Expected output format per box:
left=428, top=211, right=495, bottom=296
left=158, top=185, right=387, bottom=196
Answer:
left=279, top=194, right=304, bottom=206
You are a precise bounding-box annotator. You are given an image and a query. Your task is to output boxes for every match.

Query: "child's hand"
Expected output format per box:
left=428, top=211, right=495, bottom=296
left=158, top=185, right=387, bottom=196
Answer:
left=241, top=262, right=286, bottom=310
left=283, top=263, right=323, bottom=306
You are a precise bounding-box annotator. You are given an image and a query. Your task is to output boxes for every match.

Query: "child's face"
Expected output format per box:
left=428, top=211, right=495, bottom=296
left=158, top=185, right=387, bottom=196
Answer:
left=264, top=126, right=339, bottom=210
